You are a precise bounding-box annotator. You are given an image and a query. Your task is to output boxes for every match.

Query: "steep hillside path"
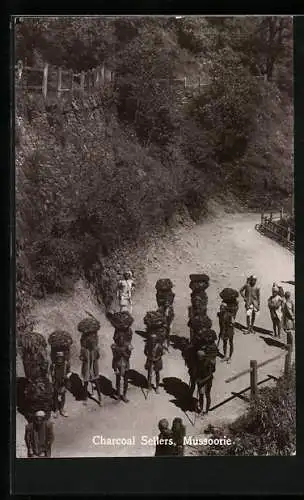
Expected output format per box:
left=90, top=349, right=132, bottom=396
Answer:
left=16, top=211, right=294, bottom=457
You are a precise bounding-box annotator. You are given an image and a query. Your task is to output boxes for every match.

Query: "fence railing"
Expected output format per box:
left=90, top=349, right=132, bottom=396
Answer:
left=255, top=209, right=294, bottom=252
left=225, top=343, right=292, bottom=401
left=15, top=60, right=115, bottom=99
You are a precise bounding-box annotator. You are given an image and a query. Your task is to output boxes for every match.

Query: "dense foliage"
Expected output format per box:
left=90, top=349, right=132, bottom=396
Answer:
left=15, top=16, right=293, bottom=331
left=198, top=366, right=296, bottom=456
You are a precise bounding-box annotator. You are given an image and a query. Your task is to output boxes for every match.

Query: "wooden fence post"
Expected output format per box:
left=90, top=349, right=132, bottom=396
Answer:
left=284, top=344, right=292, bottom=377
left=70, top=69, right=74, bottom=92
left=250, top=360, right=258, bottom=400
left=184, top=76, right=187, bottom=89
left=280, top=207, right=284, bottom=220
left=198, top=75, right=201, bottom=89
left=101, top=65, right=105, bottom=84
left=80, top=71, right=85, bottom=93
left=261, top=212, right=264, bottom=224
left=42, top=63, right=48, bottom=99
left=57, top=67, right=62, bottom=98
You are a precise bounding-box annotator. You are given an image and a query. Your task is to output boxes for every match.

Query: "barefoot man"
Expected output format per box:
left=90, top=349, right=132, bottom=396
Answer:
left=240, top=275, right=260, bottom=334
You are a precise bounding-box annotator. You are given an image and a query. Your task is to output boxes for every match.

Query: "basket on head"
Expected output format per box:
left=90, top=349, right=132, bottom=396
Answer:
left=189, top=274, right=209, bottom=283
left=48, top=330, right=73, bottom=349
left=20, top=332, right=47, bottom=355
left=219, top=288, right=239, bottom=303
left=108, top=311, right=134, bottom=330
left=24, top=377, right=53, bottom=421
left=155, top=279, right=173, bottom=291
left=188, top=315, right=212, bottom=331
left=156, top=289, right=175, bottom=307
left=77, top=317, right=100, bottom=335
left=144, top=310, right=167, bottom=330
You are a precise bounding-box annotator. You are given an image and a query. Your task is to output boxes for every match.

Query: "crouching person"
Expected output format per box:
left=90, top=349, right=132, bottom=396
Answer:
left=144, top=333, right=164, bottom=393
left=25, top=410, right=54, bottom=458
left=154, top=419, right=175, bottom=456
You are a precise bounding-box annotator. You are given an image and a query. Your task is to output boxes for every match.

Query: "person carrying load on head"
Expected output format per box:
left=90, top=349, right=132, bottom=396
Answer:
left=48, top=330, right=73, bottom=418
left=155, top=279, right=175, bottom=352
left=268, top=283, right=284, bottom=338
left=239, top=275, right=260, bottom=334
left=110, top=311, right=134, bottom=344
left=77, top=317, right=102, bottom=406
left=24, top=410, right=54, bottom=458
left=111, top=331, right=133, bottom=403
left=195, top=332, right=217, bottom=414
left=282, top=291, right=295, bottom=347
left=144, top=333, right=164, bottom=393
left=143, top=310, right=168, bottom=348
left=217, top=288, right=239, bottom=363
left=117, top=270, right=135, bottom=314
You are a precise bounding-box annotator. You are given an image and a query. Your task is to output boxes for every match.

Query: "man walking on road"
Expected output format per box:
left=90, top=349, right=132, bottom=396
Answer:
left=117, top=270, right=135, bottom=314
left=240, top=275, right=260, bottom=334
left=268, top=284, right=284, bottom=338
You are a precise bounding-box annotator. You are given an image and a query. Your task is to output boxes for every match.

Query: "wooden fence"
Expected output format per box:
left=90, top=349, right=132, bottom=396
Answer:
left=207, top=343, right=293, bottom=412
left=255, top=208, right=294, bottom=253
left=15, top=60, right=115, bottom=99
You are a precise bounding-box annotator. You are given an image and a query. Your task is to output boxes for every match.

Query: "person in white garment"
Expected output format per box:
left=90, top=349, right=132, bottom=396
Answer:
left=117, top=270, right=135, bottom=314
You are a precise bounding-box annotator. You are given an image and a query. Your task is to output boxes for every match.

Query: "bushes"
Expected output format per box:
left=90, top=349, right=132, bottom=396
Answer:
left=199, top=367, right=296, bottom=456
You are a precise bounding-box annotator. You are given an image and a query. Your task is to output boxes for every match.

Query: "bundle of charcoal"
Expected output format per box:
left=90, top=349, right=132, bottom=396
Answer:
left=190, top=289, right=208, bottom=307
left=24, top=376, right=53, bottom=421
left=219, top=288, right=239, bottom=303
left=48, top=330, right=73, bottom=362
left=20, top=332, right=48, bottom=380
left=189, top=274, right=209, bottom=292
left=144, top=310, right=167, bottom=330
left=156, top=289, right=175, bottom=307
left=188, top=315, right=212, bottom=331
left=78, top=317, right=100, bottom=351
left=23, top=354, right=49, bottom=380
left=108, top=311, right=134, bottom=330
left=155, top=279, right=173, bottom=291
left=77, top=317, right=100, bottom=334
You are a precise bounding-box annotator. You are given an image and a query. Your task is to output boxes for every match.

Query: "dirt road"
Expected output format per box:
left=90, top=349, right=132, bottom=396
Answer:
left=16, top=211, right=295, bottom=458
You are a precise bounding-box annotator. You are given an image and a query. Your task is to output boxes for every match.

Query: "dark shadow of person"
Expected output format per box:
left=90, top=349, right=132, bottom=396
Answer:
left=169, top=335, right=189, bottom=352
left=96, top=375, right=116, bottom=397
left=259, top=335, right=287, bottom=350
left=66, top=372, right=87, bottom=401
left=128, top=369, right=149, bottom=389
left=162, top=377, right=196, bottom=412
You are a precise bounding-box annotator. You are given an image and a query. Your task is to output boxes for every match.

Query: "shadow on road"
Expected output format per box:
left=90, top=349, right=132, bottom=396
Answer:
left=259, top=335, right=287, bottom=350
left=234, top=321, right=273, bottom=336
left=128, top=369, right=149, bottom=390
left=67, top=373, right=87, bottom=401
left=169, top=335, right=189, bottom=352
left=97, top=375, right=116, bottom=397
left=135, top=330, right=148, bottom=340
left=162, top=376, right=196, bottom=412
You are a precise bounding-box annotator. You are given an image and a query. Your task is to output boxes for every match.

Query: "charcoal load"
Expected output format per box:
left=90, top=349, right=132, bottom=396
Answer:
left=108, top=311, right=134, bottom=330
left=188, top=315, right=212, bottom=331
left=156, top=289, right=175, bottom=307
left=190, top=281, right=209, bottom=292
left=23, top=354, right=49, bottom=380
left=219, top=288, right=239, bottom=304
left=113, top=327, right=133, bottom=343
left=48, top=330, right=73, bottom=361
left=144, top=310, right=167, bottom=330
left=20, top=332, right=48, bottom=380
left=191, top=291, right=208, bottom=305
left=155, top=279, right=173, bottom=291
left=20, top=332, right=47, bottom=357
left=189, top=274, right=209, bottom=283
left=77, top=317, right=100, bottom=335
left=24, top=377, right=53, bottom=421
